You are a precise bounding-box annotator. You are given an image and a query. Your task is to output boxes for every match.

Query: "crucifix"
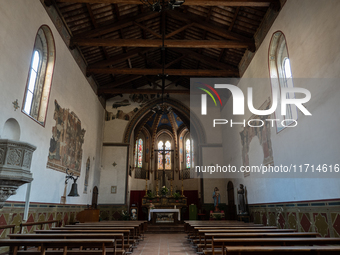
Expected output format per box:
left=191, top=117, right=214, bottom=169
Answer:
left=155, top=141, right=174, bottom=187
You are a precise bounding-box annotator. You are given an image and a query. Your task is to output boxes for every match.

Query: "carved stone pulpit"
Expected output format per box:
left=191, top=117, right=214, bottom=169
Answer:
left=0, top=139, right=36, bottom=208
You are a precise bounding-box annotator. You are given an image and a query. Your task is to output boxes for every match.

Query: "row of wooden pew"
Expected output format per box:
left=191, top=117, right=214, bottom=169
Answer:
left=0, top=220, right=147, bottom=255
left=184, top=220, right=340, bottom=255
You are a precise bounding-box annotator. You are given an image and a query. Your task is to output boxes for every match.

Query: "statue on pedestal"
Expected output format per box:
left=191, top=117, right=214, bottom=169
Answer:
left=213, top=187, right=221, bottom=212
left=237, top=184, right=246, bottom=214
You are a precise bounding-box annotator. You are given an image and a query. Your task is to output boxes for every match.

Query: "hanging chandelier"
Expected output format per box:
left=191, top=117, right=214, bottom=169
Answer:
left=140, top=0, right=185, bottom=12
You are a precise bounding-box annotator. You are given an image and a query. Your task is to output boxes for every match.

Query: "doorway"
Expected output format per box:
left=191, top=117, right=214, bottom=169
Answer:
left=227, top=181, right=236, bottom=220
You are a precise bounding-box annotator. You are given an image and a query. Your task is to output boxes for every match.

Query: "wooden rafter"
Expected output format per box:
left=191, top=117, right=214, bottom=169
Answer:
left=100, top=75, right=143, bottom=88
left=73, top=38, right=254, bottom=49
left=166, top=10, right=254, bottom=44
left=98, top=88, right=190, bottom=95
left=72, top=11, right=160, bottom=39
left=88, top=68, right=238, bottom=76
left=87, top=48, right=152, bottom=69
left=170, top=48, right=238, bottom=72
left=56, top=0, right=279, bottom=7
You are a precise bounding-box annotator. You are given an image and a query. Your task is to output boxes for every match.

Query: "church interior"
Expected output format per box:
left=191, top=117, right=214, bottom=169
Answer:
left=1, top=0, right=340, bottom=254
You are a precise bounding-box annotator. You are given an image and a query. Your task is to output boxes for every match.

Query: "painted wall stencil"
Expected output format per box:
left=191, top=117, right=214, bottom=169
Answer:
left=47, top=100, right=86, bottom=175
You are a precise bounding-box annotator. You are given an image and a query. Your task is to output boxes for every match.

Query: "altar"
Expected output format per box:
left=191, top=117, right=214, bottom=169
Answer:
left=149, top=208, right=180, bottom=224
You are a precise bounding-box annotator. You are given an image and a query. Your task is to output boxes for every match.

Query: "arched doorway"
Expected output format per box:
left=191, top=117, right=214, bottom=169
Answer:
left=92, top=186, right=98, bottom=209
left=227, top=181, right=236, bottom=220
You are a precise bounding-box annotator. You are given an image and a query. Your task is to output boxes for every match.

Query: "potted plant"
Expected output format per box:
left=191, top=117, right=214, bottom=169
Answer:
left=147, top=191, right=155, bottom=200
left=161, top=186, right=169, bottom=197
left=121, top=210, right=130, bottom=221
left=173, top=192, right=181, bottom=201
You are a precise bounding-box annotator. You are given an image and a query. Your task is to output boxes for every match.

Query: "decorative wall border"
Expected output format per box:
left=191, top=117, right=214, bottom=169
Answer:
left=249, top=199, right=340, bottom=237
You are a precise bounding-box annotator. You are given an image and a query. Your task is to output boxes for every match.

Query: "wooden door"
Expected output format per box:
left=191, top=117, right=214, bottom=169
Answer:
left=92, top=186, right=98, bottom=209
left=227, top=181, right=236, bottom=220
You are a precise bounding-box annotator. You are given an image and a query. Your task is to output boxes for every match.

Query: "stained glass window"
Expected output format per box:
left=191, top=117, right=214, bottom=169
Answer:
left=165, top=141, right=171, bottom=170
left=134, top=140, right=138, bottom=167
left=137, top=138, right=143, bottom=168
left=158, top=141, right=164, bottom=170
left=186, top=139, right=190, bottom=168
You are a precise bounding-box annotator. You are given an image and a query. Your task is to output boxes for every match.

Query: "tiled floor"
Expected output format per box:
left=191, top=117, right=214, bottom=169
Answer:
left=134, top=234, right=196, bottom=255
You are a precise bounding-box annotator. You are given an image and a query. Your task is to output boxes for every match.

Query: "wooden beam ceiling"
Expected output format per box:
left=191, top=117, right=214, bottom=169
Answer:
left=88, top=68, right=238, bottom=76
left=98, top=88, right=190, bottom=94
left=56, top=0, right=278, bottom=7
left=73, top=38, right=254, bottom=49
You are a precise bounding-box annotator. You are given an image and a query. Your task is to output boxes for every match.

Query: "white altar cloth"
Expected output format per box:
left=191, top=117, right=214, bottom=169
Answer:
left=148, top=209, right=180, bottom=221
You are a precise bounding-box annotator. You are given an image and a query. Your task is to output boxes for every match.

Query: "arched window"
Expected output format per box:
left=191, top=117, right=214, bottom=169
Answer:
left=134, top=138, right=143, bottom=168
left=186, top=139, right=190, bottom=168
left=157, top=141, right=164, bottom=170
left=165, top=140, right=171, bottom=170
left=22, top=25, right=55, bottom=126
left=269, top=31, right=297, bottom=132
left=137, top=138, right=143, bottom=168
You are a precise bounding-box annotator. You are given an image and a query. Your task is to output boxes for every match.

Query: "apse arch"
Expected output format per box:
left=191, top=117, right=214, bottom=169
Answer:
left=123, top=98, right=206, bottom=146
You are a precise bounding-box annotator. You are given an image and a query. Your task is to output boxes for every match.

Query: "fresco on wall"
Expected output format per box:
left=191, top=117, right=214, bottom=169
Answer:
left=105, top=94, right=155, bottom=122
left=47, top=100, right=86, bottom=175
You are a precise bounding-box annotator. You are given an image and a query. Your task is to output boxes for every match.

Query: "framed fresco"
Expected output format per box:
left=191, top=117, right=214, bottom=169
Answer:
left=47, top=100, right=86, bottom=176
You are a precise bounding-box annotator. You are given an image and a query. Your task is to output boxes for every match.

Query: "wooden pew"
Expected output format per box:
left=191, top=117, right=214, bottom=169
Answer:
left=0, top=224, right=16, bottom=234
left=9, top=233, right=125, bottom=255
left=35, top=230, right=132, bottom=251
left=187, top=224, right=265, bottom=238
left=197, top=229, right=297, bottom=246
left=190, top=226, right=277, bottom=240
left=213, top=237, right=340, bottom=255
left=200, top=232, right=320, bottom=253
left=51, top=227, right=137, bottom=243
left=67, top=223, right=145, bottom=240
left=0, top=239, right=115, bottom=255
left=224, top=246, right=340, bottom=255
left=19, top=220, right=60, bottom=233
left=75, top=221, right=147, bottom=238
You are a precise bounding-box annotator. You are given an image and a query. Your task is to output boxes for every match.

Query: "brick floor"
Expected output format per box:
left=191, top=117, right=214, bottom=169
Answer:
left=134, top=233, right=196, bottom=255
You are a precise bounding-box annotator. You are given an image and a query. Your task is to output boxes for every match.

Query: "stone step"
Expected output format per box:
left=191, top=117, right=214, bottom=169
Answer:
left=146, top=224, right=185, bottom=233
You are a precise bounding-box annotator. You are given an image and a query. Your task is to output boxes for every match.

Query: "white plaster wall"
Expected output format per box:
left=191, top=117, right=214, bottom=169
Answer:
left=221, top=0, right=340, bottom=204
left=0, top=0, right=104, bottom=204
left=201, top=147, right=227, bottom=204
left=99, top=146, right=127, bottom=204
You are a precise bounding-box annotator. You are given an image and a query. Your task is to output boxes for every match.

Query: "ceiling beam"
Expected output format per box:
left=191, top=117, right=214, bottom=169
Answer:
left=56, top=0, right=278, bottom=7
left=98, top=88, right=190, bottom=95
left=87, top=68, right=238, bottom=76
left=72, top=11, right=160, bottom=39
left=87, top=47, right=153, bottom=69
left=73, top=38, right=254, bottom=49
left=170, top=48, right=238, bottom=72
left=100, top=75, right=143, bottom=88
left=166, top=10, right=254, bottom=45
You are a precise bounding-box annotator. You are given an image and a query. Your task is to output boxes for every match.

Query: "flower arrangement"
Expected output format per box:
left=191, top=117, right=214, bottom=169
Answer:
left=173, top=192, right=181, bottom=199
left=121, top=210, right=130, bottom=221
left=149, top=203, right=155, bottom=209
left=147, top=190, right=155, bottom=199
left=161, top=186, right=169, bottom=196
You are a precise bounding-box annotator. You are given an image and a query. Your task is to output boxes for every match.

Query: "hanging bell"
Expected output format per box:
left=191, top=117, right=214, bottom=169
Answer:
left=68, top=182, right=79, bottom=196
